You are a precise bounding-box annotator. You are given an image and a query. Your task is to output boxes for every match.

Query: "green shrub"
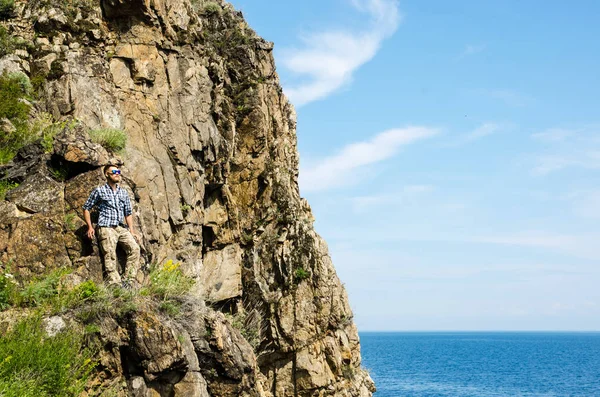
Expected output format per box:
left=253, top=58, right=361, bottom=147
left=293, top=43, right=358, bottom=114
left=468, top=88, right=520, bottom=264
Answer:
left=159, top=300, right=181, bottom=316
left=202, top=2, right=222, bottom=15
left=0, top=72, right=31, bottom=121
left=75, top=284, right=136, bottom=323
left=84, top=324, right=100, bottom=334
left=73, top=280, right=99, bottom=301
left=141, top=260, right=195, bottom=301
left=224, top=310, right=259, bottom=348
left=0, top=72, right=34, bottom=164
left=0, top=25, right=15, bottom=57
left=88, top=128, right=127, bottom=152
left=18, top=269, right=68, bottom=308
left=0, top=268, right=105, bottom=315
left=0, top=0, right=15, bottom=20
left=0, top=270, right=17, bottom=310
left=49, top=164, right=69, bottom=181
left=0, top=180, right=18, bottom=200
left=30, top=112, right=66, bottom=153
left=294, top=267, right=309, bottom=282
left=64, top=212, right=78, bottom=231
left=0, top=316, right=96, bottom=396
left=0, top=76, right=69, bottom=163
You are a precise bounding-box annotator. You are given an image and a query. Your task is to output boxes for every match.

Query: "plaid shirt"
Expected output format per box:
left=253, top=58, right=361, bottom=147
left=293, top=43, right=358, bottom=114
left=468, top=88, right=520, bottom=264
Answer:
left=83, top=184, right=132, bottom=227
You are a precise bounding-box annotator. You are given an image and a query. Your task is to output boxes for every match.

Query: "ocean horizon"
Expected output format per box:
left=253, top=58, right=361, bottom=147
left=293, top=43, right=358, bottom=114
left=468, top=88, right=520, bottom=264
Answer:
left=360, top=331, right=600, bottom=397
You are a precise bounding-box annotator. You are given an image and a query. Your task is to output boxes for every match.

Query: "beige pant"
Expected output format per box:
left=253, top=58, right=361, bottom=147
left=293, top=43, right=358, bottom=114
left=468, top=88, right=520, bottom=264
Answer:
left=97, top=226, right=140, bottom=285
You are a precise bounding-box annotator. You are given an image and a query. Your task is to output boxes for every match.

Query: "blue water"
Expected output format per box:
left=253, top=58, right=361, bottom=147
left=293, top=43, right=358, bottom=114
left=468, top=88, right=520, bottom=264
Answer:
left=360, top=332, right=600, bottom=397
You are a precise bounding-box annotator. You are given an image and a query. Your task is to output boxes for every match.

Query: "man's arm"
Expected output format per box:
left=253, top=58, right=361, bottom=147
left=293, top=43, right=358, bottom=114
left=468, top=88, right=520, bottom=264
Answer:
left=123, top=191, right=139, bottom=241
left=84, top=209, right=95, bottom=239
left=125, top=214, right=135, bottom=234
left=82, top=189, right=98, bottom=239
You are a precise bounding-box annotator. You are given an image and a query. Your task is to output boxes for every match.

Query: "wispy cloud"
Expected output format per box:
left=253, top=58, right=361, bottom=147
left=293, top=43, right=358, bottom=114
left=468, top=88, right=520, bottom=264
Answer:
left=300, top=126, right=439, bottom=192
left=566, top=189, right=600, bottom=219
left=487, top=89, right=533, bottom=107
left=281, top=0, right=401, bottom=106
left=531, top=128, right=575, bottom=142
left=471, top=231, right=600, bottom=260
left=444, top=122, right=506, bottom=147
left=456, top=44, right=486, bottom=60
left=530, top=126, right=600, bottom=175
left=350, top=184, right=435, bottom=211
left=330, top=228, right=600, bottom=260
left=465, top=123, right=501, bottom=141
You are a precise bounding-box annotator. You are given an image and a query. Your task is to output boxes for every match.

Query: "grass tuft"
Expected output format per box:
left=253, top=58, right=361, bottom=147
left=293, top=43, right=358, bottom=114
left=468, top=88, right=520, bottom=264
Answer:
left=0, top=180, right=18, bottom=201
left=294, top=267, right=310, bottom=282
left=88, top=128, right=127, bottom=152
left=0, top=316, right=96, bottom=396
left=141, top=260, right=195, bottom=301
left=0, top=0, right=15, bottom=20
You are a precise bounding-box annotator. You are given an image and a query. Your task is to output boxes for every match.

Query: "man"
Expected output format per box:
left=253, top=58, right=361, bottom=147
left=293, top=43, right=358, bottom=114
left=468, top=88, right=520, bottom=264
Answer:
left=83, top=164, right=141, bottom=287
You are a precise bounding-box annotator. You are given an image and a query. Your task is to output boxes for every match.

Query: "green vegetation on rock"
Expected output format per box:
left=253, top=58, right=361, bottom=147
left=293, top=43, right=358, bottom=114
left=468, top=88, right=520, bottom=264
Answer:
left=0, top=25, right=16, bottom=56
left=0, top=180, right=18, bottom=200
left=0, top=0, right=15, bottom=20
left=0, top=268, right=97, bottom=396
left=201, top=1, right=222, bottom=15
left=0, top=71, right=68, bottom=164
left=140, top=260, right=195, bottom=316
left=0, top=258, right=198, bottom=395
left=88, top=127, right=127, bottom=152
left=294, top=267, right=309, bottom=282
left=0, top=72, right=33, bottom=163
left=0, top=316, right=96, bottom=397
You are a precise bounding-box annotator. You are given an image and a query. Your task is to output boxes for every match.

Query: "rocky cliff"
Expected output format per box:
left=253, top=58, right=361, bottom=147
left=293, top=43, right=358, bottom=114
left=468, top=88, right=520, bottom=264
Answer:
left=0, top=0, right=375, bottom=395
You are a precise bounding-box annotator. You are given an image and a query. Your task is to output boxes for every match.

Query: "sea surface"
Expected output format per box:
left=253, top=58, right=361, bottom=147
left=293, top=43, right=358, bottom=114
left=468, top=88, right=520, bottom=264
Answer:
left=360, top=332, right=600, bottom=397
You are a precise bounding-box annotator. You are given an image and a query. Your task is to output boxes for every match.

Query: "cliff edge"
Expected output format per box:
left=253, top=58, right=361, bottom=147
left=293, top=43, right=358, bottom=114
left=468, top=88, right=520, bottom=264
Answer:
left=0, top=0, right=375, bottom=395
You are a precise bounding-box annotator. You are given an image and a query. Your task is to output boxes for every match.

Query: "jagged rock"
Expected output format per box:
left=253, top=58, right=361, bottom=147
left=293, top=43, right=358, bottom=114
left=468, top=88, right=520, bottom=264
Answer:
left=172, top=372, right=210, bottom=397
left=0, top=143, right=46, bottom=182
left=6, top=172, right=63, bottom=215
left=200, top=244, right=243, bottom=303
left=100, top=0, right=152, bottom=20
left=53, top=124, right=112, bottom=166
left=34, top=8, right=69, bottom=32
left=127, top=311, right=188, bottom=381
left=129, top=376, right=150, bottom=397
left=0, top=54, right=25, bottom=74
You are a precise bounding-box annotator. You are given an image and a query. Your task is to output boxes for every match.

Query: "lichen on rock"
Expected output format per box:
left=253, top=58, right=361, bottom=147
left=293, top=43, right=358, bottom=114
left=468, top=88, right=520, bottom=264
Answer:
left=0, top=0, right=375, bottom=395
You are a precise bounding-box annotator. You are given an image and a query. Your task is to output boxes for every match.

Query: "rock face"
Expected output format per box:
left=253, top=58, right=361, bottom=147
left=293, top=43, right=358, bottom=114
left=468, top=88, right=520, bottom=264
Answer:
left=0, top=0, right=375, bottom=396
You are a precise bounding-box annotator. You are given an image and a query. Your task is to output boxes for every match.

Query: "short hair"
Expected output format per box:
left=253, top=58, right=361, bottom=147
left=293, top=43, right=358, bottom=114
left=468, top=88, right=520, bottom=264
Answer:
left=103, top=164, right=119, bottom=175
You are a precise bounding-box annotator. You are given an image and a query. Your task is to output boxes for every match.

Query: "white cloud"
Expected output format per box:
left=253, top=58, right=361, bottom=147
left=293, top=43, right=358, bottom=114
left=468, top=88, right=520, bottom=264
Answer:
left=456, top=44, right=486, bottom=60
left=281, top=0, right=401, bottom=106
left=465, top=122, right=501, bottom=141
left=487, top=89, right=533, bottom=107
left=443, top=122, right=505, bottom=147
left=568, top=189, right=600, bottom=219
left=300, top=126, right=439, bottom=192
left=350, top=184, right=435, bottom=211
left=531, top=155, right=577, bottom=175
left=530, top=126, right=600, bottom=175
left=471, top=231, right=600, bottom=260
left=531, top=128, right=575, bottom=142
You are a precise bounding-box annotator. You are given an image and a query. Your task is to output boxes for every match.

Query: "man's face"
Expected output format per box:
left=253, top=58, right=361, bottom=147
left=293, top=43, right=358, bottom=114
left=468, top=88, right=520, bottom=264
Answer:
left=106, top=167, right=122, bottom=182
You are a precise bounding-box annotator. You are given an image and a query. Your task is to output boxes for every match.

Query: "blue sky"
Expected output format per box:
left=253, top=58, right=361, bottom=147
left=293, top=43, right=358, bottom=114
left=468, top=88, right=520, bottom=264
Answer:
left=230, top=0, right=600, bottom=331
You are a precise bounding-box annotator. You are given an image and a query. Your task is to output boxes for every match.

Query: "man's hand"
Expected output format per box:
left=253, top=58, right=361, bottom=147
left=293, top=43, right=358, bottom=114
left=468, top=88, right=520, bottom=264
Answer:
left=87, top=227, right=95, bottom=240
left=131, top=230, right=141, bottom=243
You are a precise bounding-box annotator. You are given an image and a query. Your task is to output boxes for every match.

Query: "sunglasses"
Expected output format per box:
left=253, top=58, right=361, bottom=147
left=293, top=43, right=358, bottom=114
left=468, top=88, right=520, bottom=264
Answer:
left=109, top=170, right=121, bottom=175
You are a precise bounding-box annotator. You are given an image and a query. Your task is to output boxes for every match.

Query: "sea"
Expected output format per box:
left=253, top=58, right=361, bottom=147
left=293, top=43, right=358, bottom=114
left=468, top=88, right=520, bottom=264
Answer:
left=360, top=332, right=600, bottom=397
